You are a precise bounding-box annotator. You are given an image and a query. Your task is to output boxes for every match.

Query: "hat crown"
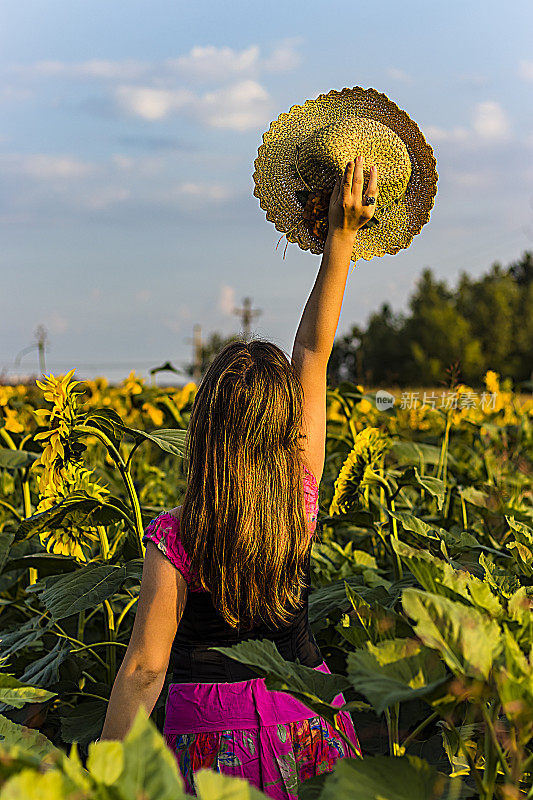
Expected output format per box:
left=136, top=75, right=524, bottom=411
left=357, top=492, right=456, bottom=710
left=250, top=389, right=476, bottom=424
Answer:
left=297, top=116, right=412, bottom=208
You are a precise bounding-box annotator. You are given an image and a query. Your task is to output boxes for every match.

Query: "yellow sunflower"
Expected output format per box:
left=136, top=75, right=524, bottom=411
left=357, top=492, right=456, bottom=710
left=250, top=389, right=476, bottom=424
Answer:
left=330, top=427, right=390, bottom=515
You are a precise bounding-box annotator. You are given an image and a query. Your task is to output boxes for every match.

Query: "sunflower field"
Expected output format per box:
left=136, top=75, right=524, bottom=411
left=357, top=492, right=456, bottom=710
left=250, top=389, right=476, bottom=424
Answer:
left=0, top=368, right=531, bottom=799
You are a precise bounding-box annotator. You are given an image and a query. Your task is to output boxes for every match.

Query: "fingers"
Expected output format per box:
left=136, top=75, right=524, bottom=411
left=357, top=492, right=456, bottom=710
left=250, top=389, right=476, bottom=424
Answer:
left=352, top=156, right=364, bottom=198
left=365, top=163, right=379, bottom=201
left=342, top=161, right=355, bottom=200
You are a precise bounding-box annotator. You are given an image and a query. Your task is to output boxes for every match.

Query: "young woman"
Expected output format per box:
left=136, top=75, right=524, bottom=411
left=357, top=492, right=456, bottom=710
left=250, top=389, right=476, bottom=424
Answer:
left=100, top=157, right=379, bottom=798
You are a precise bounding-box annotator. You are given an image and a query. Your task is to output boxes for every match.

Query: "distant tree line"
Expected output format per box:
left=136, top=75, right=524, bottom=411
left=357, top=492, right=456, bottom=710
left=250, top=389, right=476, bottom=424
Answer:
left=328, top=250, right=533, bottom=387
left=183, top=251, right=532, bottom=388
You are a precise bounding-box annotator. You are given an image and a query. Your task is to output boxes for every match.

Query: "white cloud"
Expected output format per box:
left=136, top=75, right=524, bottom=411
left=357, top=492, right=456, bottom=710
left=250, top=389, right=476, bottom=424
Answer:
left=168, top=45, right=260, bottom=82
left=6, top=40, right=298, bottom=133
left=425, top=101, right=512, bottom=147
left=0, top=148, right=236, bottom=218
left=424, top=125, right=470, bottom=144
left=167, top=40, right=301, bottom=82
left=115, top=86, right=193, bottom=121
left=174, top=182, right=232, bottom=202
left=518, top=59, right=533, bottom=82
left=386, top=67, right=412, bottom=83
left=10, top=39, right=300, bottom=88
left=0, top=153, right=93, bottom=179
left=114, top=78, right=271, bottom=131
left=218, top=285, right=236, bottom=315
left=193, top=80, right=271, bottom=131
left=13, top=59, right=150, bottom=81
left=472, top=101, right=511, bottom=141
left=262, top=38, right=303, bottom=72
left=447, top=170, right=493, bottom=188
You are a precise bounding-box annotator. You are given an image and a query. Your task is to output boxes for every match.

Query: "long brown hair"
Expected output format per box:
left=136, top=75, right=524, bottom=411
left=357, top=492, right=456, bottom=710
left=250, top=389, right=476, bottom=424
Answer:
left=180, top=338, right=311, bottom=631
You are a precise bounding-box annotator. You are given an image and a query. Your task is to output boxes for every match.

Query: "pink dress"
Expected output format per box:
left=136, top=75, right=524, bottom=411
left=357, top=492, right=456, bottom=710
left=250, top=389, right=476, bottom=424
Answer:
left=142, top=465, right=361, bottom=797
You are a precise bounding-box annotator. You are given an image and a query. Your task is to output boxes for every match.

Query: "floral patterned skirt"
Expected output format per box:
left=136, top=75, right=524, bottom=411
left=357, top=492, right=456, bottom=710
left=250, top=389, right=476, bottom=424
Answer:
left=162, top=663, right=362, bottom=799
left=164, top=713, right=360, bottom=798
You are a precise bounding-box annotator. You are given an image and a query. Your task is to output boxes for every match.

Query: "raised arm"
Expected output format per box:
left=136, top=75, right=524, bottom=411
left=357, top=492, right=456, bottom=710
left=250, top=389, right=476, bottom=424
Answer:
left=291, top=157, right=378, bottom=483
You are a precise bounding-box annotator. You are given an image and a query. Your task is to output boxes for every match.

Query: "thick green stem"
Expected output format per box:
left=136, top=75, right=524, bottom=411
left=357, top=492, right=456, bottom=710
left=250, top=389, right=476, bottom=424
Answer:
left=332, top=710, right=363, bottom=758
left=121, top=469, right=145, bottom=552
left=158, top=396, right=185, bottom=429
left=402, top=710, right=439, bottom=750
left=68, top=640, right=127, bottom=656
left=21, top=477, right=32, bottom=518
left=77, top=608, right=86, bottom=642
left=61, top=690, right=109, bottom=703
left=416, top=450, right=427, bottom=504
left=1, top=428, right=38, bottom=584
left=437, top=411, right=452, bottom=484
left=0, top=427, right=16, bottom=449
left=1, top=428, right=33, bottom=520
left=385, top=708, right=393, bottom=756
left=386, top=498, right=403, bottom=581
left=73, top=425, right=144, bottom=554
left=103, top=598, right=117, bottom=682
left=97, top=525, right=110, bottom=560
left=332, top=390, right=358, bottom=444
left=461, top=495, right=468, bottom=529
left=435, top=412, right=453, bottom=520
left=386, top=703, right=401, bottom=756
left=378, top=455, right=387, bottom=525
left=481, top=702, right=512, bottom=784
left=483, top=702, right=497, bottom=796
left=125, top=440, right=142, bottom=472
left=115, top=596, right=138, bottom=634
left=0, top=499, right=23, bottom=520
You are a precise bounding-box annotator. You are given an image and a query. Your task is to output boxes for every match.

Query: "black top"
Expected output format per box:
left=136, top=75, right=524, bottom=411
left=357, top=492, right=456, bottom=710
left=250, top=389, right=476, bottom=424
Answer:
left=169, top=545, right=322, bottom=683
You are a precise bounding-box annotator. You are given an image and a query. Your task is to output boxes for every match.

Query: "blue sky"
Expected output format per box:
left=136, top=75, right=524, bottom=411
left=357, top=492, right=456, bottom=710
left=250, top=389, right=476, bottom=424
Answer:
left=1, top=0, right=532, bottom=383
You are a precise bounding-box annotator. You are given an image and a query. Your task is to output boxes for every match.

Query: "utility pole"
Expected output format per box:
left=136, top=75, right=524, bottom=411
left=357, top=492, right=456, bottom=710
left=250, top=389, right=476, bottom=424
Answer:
left=14, top=324, right=48, bottom=376
left=35, top=325, right=47, bottom=374
left=232, top=297, right=262, bottom=341
left=184, top=324, right=203, bottom=384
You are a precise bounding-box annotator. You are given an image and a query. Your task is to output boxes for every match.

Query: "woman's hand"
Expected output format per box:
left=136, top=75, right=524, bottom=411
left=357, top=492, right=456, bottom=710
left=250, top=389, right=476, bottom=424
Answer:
left=327, top=156, right=378, bottom=237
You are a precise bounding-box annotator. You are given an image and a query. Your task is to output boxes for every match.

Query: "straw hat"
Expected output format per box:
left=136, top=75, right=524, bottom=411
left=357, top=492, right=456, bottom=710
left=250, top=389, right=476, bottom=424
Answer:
left=253, top=87, right=438, bottom=261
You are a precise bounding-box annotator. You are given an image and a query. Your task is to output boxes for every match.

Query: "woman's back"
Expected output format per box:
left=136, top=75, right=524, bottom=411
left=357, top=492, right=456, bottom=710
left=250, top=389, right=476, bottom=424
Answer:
left=142, top=463, right=361, bottom=797
left=142, top=465, right=323, bottom=683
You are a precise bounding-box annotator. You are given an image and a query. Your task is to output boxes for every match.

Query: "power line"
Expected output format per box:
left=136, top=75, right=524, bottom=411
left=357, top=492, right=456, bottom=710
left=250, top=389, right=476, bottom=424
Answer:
left=1, top=358, right=187, bottom=371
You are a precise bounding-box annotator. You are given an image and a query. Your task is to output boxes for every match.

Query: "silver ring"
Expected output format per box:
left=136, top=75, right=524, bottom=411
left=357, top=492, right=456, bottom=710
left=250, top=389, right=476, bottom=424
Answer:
left=363, top=195, right=376, bottom=206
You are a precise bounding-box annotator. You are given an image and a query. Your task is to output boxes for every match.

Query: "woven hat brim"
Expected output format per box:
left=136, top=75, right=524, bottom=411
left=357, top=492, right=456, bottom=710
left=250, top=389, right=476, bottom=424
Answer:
left=253, top=87, right=438, bottom=260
